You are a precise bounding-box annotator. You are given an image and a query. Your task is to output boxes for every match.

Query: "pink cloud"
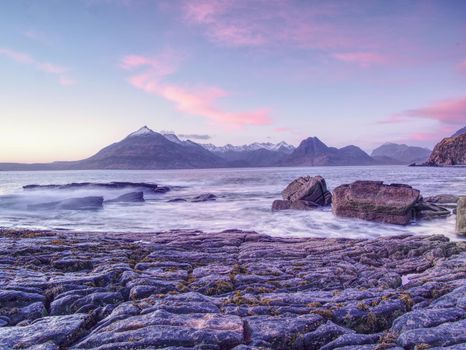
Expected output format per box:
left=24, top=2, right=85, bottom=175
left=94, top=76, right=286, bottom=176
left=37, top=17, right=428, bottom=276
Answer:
left=121, top=53, right=271, bottom=127
left=333, top=52, right=388, bottom=67
left=381, top=95, right=466, bottom=125
left=179, top=0, right=419, bottom=56
left=0, top=48, right=76, bottom=86
left=406, top=124, right=457, bottom=143
left=181, top=0, right=346, bottom=48
left=274, top=127, right=292, bottom=133
left=459, top=59, right=466, bottom=75
left=120, top=51, right=182, bottom=77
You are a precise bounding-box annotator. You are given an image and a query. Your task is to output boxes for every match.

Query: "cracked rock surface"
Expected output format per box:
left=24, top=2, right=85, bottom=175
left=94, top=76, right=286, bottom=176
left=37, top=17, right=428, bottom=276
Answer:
left=0, top=229, right=465, bottom=349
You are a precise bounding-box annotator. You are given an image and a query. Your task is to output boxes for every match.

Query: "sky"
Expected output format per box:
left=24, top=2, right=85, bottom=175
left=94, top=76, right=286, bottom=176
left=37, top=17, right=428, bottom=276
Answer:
left=0, top=0, right=465, bottom=163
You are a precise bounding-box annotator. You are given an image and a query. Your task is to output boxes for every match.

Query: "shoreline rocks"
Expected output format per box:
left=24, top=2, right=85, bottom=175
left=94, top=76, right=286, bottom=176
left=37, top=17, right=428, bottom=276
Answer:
left=0, top=229, right=464, bottom=349
left=457, top=196, right=466, bottom=235
left=332, top=181, right=453, bottom=225
left=332, top=181, right=420, bottom=225
left=28, top=196, right=104, bottom=211
left=105, top=191, right=144, bottom=203
left=273, top=175, right=332, bottom=211
left=23, top=181, right=168, bottom=193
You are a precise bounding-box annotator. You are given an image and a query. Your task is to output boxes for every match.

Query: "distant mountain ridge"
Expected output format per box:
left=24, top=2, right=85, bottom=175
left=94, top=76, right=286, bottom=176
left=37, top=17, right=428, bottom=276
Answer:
left=0, top=126, right=435, bottom=170
left=283, top=137, right=375, bottom=166
left=371, top=142, right=431, bottom=165
left=200, top=141, right=295, bottom=153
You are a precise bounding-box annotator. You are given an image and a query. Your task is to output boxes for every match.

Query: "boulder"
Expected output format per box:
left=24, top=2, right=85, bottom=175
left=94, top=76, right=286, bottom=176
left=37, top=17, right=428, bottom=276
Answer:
left=192, top=193, right=217, bottom=202
left=168, top=198, right=188, bottom=203
left=58, top=196, right=104, bottom=210
left=332, top=181, right=420, bottom=225
left=23, top=182, right=161, bottom=192
left=282, top=175, right=332, bottom=205
left=272, top=200, right=318, bottom=211
left=456, top=196, right=466, bottom=235
left=425, top=194, right=459, bottom=204
left=273, top=175, right=331, bottom=211
left=414, top=201, right=450, bottom=220
left=106, top=192, right=144, bottom=203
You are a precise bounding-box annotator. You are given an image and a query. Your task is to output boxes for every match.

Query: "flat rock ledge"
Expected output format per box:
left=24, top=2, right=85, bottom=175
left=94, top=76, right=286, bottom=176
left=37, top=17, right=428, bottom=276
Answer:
left=0, top=229, right=465, bottom=350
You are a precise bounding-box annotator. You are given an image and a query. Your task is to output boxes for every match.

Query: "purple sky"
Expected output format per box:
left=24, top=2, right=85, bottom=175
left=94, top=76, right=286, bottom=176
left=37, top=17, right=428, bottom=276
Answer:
left=0, top=0, right=465, bottom=162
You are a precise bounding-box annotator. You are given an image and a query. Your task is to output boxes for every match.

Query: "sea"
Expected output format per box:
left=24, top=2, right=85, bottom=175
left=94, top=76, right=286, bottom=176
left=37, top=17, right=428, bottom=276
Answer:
left=0, top=166, right=465, bottom=240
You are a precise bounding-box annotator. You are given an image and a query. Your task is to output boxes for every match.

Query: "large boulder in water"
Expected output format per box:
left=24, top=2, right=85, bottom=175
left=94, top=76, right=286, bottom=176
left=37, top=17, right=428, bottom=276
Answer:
left=273, top=175, right=331, bottom=211
left=282, top=176, right=332, bottom=205
left=457, top=196, right=466, bottom=235
left=332, top=181, right=420, bottom=225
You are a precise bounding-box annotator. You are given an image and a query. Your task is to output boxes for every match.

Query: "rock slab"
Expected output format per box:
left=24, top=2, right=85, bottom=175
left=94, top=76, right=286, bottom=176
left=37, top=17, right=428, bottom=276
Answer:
left=457, top=196, right=466, bottom=235
left=0, top=229, right=465, bottom=349
left=332, top=181, right=421, bottom=225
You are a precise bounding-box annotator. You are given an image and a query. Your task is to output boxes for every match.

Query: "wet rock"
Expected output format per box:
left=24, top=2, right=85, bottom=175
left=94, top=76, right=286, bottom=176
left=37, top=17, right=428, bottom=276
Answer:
left=154, top=186, right=170, bottom=193
left=129, top=284, right=177, bottom=300
left=0, top=314, right=88, bottom=349
left=168, top=198, right=188, bottom=202
left=245, top=314, right=323, bottom=348
left=332, top=181, right=420, bottom=225
left=414, top=201, right=450, bottom=220
left=23, top=181, right=162, bottom=192
left=302, top=321, right=354, bottom=349
left=106, top=191, right=144, bottom=203
left=397, top=318, right=466, bottom=349
left=320, top=332, right=382, bottom=350
left=282, top=175, right=332, bottom=205
left=191, top=193, right=217, bottom=202
left=425, top=194, right=459, bottom=204
left=75, top=310, right=244, bottom=349
left=29, top=196, right=104, bottom=210
left=272, top=199, right=318, bottom=211
left=391, top=307, right=465, bottom=333
left=457, top=196, right=466, bottom=235
left=59, top=196, right=104, bottom=210
left=273, top=175, right=331, bottom=211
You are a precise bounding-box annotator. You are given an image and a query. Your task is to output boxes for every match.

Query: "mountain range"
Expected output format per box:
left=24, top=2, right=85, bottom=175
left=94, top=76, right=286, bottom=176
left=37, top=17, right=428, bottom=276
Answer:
left=2, top=125, right=463, bottom=170
left=371, top=143, right=431, bottom=164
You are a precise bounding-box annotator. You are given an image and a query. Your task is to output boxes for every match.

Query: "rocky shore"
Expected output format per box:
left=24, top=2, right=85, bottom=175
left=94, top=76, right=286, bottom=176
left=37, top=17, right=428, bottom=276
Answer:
left=0, top=229, right=465, bottom=349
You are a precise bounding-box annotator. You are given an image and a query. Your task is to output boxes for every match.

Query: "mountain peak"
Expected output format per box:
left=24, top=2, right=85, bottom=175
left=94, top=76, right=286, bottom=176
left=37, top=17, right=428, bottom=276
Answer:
left=128, top=126, right=155, bottom=137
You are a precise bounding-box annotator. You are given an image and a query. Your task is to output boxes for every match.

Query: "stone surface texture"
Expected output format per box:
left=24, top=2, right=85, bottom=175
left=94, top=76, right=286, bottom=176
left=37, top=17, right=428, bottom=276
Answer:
left=332, top=181, right=421, bottom=225
left=457, top=196, right=466, bottom=235
left=0, top=229, right=465, bottom=349
left=273, top=175, right=332, bottom=211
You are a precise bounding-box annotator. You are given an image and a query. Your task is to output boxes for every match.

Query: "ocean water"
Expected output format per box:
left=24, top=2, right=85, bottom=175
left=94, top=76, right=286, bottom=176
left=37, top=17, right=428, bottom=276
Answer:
left=0, top=166, right=465, bottom=240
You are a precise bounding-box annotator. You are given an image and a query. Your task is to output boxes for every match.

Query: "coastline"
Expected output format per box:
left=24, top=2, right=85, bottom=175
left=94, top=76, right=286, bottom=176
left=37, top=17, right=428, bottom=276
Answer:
left=0, top=228, right=465, bottom=349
